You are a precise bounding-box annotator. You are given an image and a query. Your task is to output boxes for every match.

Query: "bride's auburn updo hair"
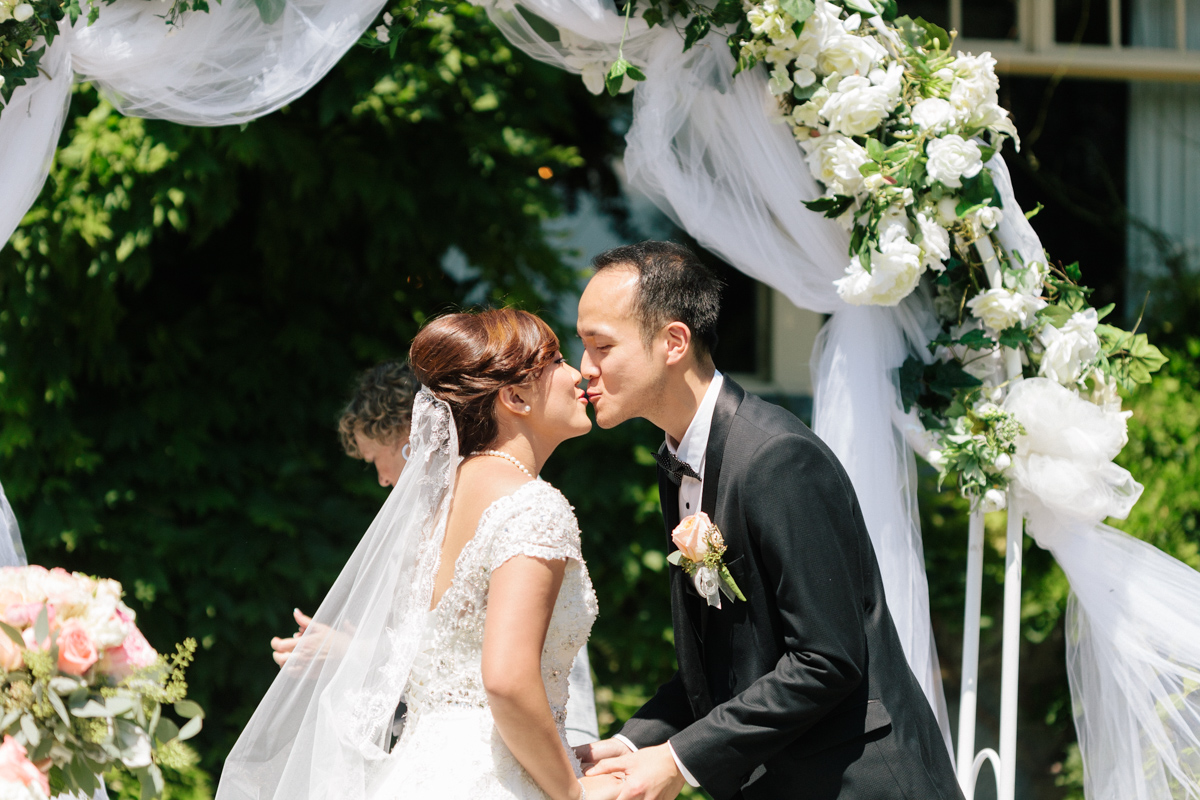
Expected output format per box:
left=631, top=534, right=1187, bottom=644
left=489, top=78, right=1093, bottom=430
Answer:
left=409, top=308, right=560, bottom=455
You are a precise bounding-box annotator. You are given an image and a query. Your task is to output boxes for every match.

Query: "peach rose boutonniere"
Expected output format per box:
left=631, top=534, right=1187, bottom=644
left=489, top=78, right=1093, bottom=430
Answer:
left=668, top=512, right=745, bottom=609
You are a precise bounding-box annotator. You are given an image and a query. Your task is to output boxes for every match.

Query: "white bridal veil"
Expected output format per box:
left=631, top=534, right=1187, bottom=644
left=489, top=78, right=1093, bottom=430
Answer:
left=217, top=389, right=460, bottom=800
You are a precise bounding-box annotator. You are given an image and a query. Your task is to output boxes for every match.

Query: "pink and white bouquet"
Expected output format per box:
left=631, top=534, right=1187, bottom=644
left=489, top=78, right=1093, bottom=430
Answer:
left=0, top=566, right=202, bottom=799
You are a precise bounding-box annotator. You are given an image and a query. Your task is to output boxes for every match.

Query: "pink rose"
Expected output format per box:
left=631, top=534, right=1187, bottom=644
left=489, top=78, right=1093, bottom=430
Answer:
left=98, top=624, right=158, bottom=680
left=3, top=602, right=54, bottom=631
left=672, top=512, right=714, bottom=562
left=56, top=619, right=98, bottom=677
left=0, top=735, right=49, bottom=796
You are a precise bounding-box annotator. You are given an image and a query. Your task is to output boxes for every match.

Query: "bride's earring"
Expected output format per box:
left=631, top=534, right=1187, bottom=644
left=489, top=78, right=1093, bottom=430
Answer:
left=523, top=405, right=531, bottom=413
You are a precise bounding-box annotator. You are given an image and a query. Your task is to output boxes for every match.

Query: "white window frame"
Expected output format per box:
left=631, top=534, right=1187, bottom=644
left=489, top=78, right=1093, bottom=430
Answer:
left=951, top=0, right=1200, bottom=82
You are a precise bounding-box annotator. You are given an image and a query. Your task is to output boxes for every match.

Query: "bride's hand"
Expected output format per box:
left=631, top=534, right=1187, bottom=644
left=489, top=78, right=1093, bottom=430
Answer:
left=579, top=774, right=626, bottom=800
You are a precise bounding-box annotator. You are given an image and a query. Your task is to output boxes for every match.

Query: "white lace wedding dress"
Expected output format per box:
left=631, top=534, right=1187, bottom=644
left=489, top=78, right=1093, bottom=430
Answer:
left=368, top=479, right=598, bottom=800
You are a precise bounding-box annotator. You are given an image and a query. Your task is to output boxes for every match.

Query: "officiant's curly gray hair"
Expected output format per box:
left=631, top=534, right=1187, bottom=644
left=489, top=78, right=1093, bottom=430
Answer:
left=591, top=240, right=723, bottom=356
left=337, top=360, right=421, bottom=458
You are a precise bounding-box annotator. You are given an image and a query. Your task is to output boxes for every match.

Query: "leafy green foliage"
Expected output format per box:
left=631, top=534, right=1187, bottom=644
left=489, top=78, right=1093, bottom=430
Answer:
left=0, top=5, right=629, bottom=779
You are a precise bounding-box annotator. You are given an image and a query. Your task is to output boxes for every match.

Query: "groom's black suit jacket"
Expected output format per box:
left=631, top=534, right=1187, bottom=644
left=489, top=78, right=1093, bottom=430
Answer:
left=618, top=378, right=962, bottom=800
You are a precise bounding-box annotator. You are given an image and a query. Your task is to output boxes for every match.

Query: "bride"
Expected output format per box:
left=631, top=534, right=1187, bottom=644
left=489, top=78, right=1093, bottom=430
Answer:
left=216, top=308, right=623, bottom=800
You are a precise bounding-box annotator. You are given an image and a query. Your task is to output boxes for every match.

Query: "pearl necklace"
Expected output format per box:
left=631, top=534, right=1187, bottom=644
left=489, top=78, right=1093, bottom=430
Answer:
left=470, top=449, right=534, bottom=479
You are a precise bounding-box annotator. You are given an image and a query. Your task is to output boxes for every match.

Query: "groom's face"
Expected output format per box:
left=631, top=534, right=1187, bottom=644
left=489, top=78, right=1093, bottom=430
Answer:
left=577, top=267, right=665, bottom=429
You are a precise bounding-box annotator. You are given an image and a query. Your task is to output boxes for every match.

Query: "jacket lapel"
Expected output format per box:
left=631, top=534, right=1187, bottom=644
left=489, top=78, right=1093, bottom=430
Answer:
left=701, top=377, right=745, bottom=520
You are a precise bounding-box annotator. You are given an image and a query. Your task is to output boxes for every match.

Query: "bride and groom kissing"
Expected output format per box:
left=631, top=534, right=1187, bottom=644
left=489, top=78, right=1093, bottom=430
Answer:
left=217, top=241, right=962, bottom=800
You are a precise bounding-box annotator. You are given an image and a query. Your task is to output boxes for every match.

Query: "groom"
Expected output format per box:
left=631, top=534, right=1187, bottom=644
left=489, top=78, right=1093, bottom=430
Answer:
left=574, top=241, right=961, bottom=800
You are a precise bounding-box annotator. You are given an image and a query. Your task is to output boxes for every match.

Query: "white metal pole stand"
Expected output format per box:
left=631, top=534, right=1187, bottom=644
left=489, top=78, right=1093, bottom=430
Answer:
left=955, top=237, right=1024, bottom=800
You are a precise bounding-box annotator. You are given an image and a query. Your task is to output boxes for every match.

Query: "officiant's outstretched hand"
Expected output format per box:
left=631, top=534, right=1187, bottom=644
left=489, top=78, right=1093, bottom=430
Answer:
left=573, top=241, right=963, bottom=800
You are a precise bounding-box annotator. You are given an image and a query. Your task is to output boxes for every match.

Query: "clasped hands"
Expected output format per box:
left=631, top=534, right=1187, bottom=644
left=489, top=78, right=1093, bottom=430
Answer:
left=574, top=738, right=687, bottom=800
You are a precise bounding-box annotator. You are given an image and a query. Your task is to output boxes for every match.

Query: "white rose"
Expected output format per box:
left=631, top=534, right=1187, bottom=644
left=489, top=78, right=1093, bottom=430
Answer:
left=1004, top=259, right=1047, bottom=295
left=935, top=195, right=960, bottom=226
left=1038, top=308, right=1101, bottom=385
left=980, top=488, right=1007, bottom=513
left=949, top=52, right=1000, bottom=116
left=911, top=97, right=953, bottom=132
left=993, top=453, right=1012, bottom=472
left=917, top=212, right=951, bottom=271
left=968, top=204, right=1003, bottom=234
left=817, top=31, right=884, bottom=77
left=806, top=134, right=871, bottom=196
left=834, top=225, right=923, bottom=306
left=966, top=287, right=1046, bottom=332
left=0, top=4, right=12, bottom=23
left=820, top=77, right=894, bottom=137
left=926, top=134, right=983, bottom=188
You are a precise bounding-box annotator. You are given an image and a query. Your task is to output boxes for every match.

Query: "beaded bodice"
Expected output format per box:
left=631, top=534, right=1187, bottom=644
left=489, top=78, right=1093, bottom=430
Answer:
left=403, top=480, right=597, bottom=735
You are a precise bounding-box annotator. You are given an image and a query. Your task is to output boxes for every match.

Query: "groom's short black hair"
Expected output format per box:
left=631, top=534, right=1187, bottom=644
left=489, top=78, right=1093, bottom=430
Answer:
left=591, top=240, right=722, bottom=357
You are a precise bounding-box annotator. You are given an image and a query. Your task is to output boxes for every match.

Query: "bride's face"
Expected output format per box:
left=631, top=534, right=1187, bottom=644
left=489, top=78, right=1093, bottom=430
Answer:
left=527, top=353, right=592, bottom=444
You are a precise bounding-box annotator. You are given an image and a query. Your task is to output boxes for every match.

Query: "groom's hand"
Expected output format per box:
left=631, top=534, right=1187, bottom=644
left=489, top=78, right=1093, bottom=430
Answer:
left=586, top=743, right=685, bottom=800
left=573, top=738, right=631, bottom=771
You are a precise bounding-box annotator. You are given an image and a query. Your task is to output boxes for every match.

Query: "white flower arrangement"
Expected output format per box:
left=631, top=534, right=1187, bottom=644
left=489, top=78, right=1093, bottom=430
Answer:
left=582, top=0, right=1169, bottom=507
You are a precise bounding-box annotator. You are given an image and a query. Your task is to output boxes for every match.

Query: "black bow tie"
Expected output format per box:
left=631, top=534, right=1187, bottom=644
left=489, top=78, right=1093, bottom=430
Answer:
left=654, top=449, right=701, bottom=486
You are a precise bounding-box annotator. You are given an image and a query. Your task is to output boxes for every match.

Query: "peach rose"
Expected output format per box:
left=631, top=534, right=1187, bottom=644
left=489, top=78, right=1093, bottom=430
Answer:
left=56, top=619, right=98, bottom=677
left=672, top=512, right=714, bottom=562
left=0, top=735, right=49, bottom=796
left=0, top=633, right=22, bottom=672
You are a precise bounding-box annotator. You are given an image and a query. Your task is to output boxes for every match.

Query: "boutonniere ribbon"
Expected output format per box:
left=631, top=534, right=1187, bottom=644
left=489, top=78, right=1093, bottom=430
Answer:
left=667, top=512, right=745, bottom=609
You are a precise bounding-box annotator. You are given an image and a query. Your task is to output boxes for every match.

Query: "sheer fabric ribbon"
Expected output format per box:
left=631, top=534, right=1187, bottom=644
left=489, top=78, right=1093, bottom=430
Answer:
left=0, top=0, right=388, bottom=249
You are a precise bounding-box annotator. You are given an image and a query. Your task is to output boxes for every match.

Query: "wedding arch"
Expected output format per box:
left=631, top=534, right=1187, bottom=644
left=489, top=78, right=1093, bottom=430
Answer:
left=1, top=2, right=1197, bottom=799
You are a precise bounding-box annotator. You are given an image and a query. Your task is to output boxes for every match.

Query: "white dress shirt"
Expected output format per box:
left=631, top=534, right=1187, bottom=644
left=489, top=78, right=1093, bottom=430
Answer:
left=613, top=371, right=723, bottom=789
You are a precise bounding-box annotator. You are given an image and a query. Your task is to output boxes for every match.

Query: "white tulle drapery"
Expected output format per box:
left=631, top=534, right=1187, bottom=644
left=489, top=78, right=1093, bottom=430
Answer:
left=0, top=479, right=26, bottom=569
left=0, top=0, right=387, bottom=250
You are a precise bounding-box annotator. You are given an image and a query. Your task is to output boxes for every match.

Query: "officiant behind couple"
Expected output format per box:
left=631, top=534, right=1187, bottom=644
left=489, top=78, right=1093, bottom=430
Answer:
left=217, top=241, right=961, bottom=800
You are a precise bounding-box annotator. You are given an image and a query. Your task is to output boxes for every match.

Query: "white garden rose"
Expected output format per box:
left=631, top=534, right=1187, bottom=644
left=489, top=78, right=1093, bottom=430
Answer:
left=1038, top=308, right=1101, bottom=386
left=911, top=97, right=953, bottom=132
left=817, top=30, right=884, bottom=77
left=967, top=204, right=1003, bottom=235
left=1003, top=259, right=1048, bottom=295
left=806, top=134, right=871, bottom=196
left=0, top=3, right=11, bottom=23
left=980, top=488, right=1007, bottom=513
left=834, top=224, right=923, bottom=306
left=948, top=52, right=1001, bottom=117
left=820, top=76, right=894, bottom=137
left=966, top=287, right=1047, bottom=332
left=917, top=212, right=951, bottom=271
left=935, top=195, right=960, bottom=226
left=926, top=134, right=983, bottom=188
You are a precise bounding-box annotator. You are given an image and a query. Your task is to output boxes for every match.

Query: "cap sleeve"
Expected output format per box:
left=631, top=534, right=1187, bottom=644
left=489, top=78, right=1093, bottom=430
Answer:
left=485, top=482, right=582, bottom=572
